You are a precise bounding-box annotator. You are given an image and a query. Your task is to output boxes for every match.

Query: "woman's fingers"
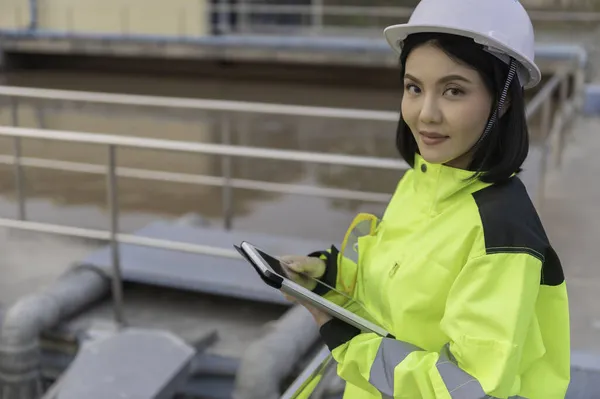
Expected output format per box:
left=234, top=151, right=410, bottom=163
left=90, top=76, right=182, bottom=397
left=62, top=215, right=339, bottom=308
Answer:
left=283, top=293, right=297, bottom=303
left=280, top=256, right=325, bottom=278
left=284, top=269, right=315, bottom=288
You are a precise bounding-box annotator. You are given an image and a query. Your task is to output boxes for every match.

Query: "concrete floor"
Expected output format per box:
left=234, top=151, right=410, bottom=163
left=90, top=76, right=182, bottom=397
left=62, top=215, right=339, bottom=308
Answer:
left=540, top=115, right=600, bottom=355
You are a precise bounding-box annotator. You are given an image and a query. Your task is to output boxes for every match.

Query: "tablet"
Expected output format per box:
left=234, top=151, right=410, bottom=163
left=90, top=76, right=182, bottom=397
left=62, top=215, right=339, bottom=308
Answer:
left=235, top=241, right=390, bottom=337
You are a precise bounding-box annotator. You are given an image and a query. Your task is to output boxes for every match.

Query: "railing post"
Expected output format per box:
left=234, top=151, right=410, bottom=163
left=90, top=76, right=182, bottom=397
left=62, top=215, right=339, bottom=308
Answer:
left=120, top=6, right=130, bottom=35
left=536, top=98, right=552, bottom=211
left=106, top=145, right=126, bottom=328
left=217, top=0, right=230, bottom=34
left=221, top=116, right=234, bottom=230
left=178, top=8, right=187, bottom=37
left=66, top=6, right=74, bottom=33
left=540, top=95, right=552, bottom=143
left=237, top=0, right=249, bottom=33
left=11, top=98, right=26, bottom=221
left=556, top=76, right=569, bottom=167
left=28, top=0, right=38, bottom=31
left=15, top=6, right=22, bottom=29
left=311, top=0, right=323, bottom=35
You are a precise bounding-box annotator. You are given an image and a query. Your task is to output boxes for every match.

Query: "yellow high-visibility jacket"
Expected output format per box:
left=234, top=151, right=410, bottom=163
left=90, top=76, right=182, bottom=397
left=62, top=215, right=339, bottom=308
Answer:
left=305, top=154, right=570, bottom=399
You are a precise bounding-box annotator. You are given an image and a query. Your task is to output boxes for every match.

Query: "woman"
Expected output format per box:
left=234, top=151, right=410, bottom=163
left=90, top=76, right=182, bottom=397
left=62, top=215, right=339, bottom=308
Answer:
left=281, top=0, right=570, bottom=398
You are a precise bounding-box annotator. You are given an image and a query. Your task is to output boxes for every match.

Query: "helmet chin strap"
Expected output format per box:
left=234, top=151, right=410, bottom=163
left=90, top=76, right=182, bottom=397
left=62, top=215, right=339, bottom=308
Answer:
left=471, top=58, right=518, bottom=150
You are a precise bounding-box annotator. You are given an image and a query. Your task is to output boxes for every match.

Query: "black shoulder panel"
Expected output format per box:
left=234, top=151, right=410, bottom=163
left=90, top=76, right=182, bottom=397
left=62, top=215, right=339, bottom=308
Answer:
left=471, top=177, right=564, bottom=286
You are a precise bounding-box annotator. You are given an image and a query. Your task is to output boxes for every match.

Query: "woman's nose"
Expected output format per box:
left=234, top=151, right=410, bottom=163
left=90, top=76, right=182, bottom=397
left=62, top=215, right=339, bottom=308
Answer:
left=419, top=96, right=443, bottom=125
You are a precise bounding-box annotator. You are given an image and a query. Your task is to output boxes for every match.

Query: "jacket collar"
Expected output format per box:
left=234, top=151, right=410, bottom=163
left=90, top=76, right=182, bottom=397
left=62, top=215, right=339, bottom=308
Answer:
left=411, top=154, right=492, bottom=215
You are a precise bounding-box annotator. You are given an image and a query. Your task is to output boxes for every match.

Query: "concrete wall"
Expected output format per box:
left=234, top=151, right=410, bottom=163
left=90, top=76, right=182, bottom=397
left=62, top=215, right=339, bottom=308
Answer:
left=0, top=0, right=211, bottom=36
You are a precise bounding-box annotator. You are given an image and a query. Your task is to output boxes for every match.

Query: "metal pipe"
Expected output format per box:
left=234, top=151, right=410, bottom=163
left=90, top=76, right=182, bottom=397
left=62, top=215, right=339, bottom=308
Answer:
left=106, top=145, right=126, bottom=327
left=233, top=305, right=320, bottom=399
left=0, top=265, right=110, bottom=399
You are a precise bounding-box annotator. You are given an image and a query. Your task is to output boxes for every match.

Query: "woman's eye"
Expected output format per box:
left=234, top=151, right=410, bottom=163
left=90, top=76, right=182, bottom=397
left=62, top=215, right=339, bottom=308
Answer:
left=444, top=87, right=464, bottom=97
left=405, top=84, right=421, bottom=94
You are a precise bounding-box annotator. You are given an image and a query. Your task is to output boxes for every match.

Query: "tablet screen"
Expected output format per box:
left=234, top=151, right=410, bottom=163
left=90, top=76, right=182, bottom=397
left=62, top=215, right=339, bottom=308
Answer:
left=255, top=247, right=288, bottom=278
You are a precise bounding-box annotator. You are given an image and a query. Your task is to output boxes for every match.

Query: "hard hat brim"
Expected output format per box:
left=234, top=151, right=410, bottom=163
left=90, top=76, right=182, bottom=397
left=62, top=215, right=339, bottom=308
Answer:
left=383, top=24, right=541, bottom=89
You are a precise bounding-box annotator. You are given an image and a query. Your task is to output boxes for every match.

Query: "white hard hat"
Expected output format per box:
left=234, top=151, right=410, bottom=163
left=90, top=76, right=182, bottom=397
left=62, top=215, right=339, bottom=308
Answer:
left=383, top=0, right=541, bottom=89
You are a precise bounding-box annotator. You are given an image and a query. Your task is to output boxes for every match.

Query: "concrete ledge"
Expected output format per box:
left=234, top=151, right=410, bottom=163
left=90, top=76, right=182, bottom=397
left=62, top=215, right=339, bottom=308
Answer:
left=572, top=350, right=600, bottom=372
left=0, top=30, right=588, bottom=72
left=57, top=328, right=195, bottom=399
left=583, top=84, right=600, bottom=114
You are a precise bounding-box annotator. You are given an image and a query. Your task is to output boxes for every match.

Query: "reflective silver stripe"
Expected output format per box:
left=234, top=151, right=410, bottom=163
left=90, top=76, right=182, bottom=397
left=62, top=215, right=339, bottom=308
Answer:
left=437, top=344, right=528, bottom=399
left=368, top=341, right=528, bottom=399
left=369, top=338, right=527, bottom=399
left=368, top=338, right=422, bottom=398
left=437, top=343, right=487, bottom=398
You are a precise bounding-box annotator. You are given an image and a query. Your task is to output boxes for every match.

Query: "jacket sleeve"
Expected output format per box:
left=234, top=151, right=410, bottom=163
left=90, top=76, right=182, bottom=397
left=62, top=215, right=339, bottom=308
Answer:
left=308, top=245, right=358, bottom=307
left=319, top=252, right=541, bottom=398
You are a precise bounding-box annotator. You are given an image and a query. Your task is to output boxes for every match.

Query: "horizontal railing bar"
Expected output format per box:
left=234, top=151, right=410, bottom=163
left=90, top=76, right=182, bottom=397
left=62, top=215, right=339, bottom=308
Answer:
left=0, top=86, right=399, bottom=121
left=3, top=4, right=600, bottom=23
left=526, top=73, right=565, bottom=119
left=214, top=4, right=414, bottom=17
left=0, top=155, right=392, bottom=202
left=0, top=126, right=407, bottom=169
left=0, top=217, right=242, bottom=259
left=215, top=4, right=600, bottom=22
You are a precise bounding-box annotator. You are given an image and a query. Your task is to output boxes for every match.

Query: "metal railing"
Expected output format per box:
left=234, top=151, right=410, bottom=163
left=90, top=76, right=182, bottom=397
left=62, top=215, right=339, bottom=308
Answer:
left=4, top=2, right=600, bottom=38
left=0, top=85, right=402, bottom=232
left=0, top=122, right=406, bottom=326
left=0, top=60, right=583, bottom=393
left=209, top=2, right=600, bottom=36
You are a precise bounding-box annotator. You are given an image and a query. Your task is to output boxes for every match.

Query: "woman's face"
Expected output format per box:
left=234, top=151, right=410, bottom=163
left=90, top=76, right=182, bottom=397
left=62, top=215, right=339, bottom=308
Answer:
left=401, top=42, right=494, bottom=169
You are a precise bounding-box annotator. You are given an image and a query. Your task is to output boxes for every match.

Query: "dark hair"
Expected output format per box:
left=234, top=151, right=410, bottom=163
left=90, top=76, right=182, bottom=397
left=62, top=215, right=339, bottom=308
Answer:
left=395, top=32, right=529, bottom=184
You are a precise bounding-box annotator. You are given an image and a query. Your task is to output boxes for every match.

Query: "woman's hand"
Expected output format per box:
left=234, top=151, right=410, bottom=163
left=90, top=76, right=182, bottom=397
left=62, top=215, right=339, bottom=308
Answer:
left=279, top=255, right=326, bottom=291
left=279, top=255, right=332, bottom=327
left=303, top=303, right=333, bottom=327
left=284, top=294, right=333, bottom=327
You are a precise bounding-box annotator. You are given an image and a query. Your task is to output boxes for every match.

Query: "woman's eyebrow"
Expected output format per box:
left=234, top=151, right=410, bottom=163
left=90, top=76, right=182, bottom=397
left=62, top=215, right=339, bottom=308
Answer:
left=404, top=73, right=472, bottom=84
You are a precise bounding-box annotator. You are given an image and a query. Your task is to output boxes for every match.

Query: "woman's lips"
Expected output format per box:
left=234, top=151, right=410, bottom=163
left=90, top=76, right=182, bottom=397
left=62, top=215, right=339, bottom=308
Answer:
left=419, top=131, right=449, bottom=146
